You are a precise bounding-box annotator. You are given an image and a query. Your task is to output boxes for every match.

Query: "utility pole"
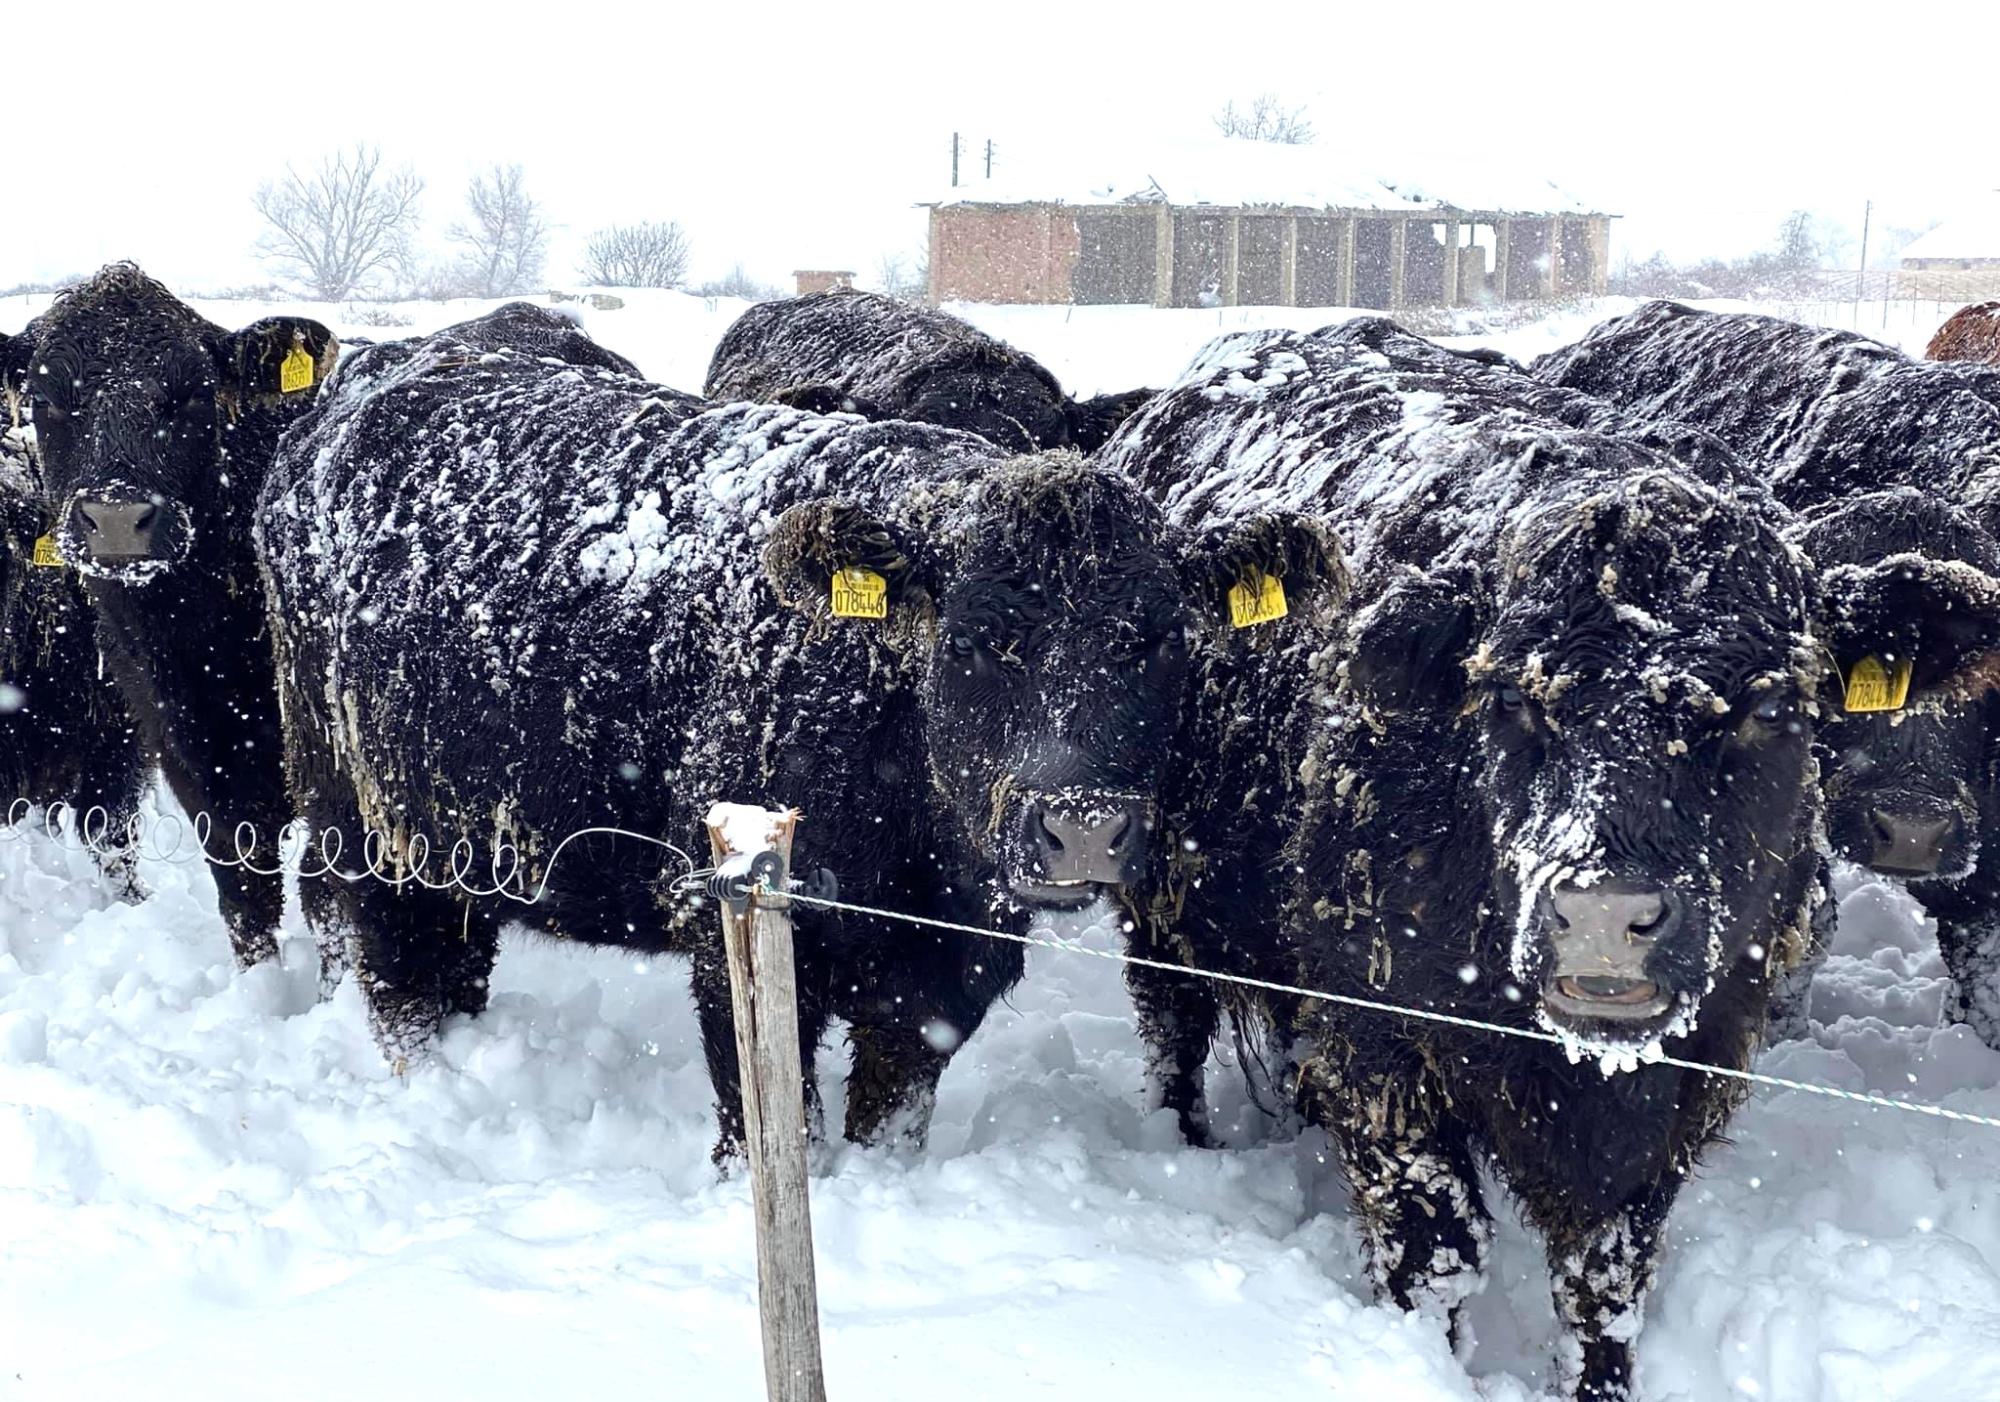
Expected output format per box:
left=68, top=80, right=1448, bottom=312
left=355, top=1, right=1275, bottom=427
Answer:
left=1856, top=198, right=1872, bottom=325
left=951, top=132, right=960, bottom=188
left=985, top=138, right=994, bottom=180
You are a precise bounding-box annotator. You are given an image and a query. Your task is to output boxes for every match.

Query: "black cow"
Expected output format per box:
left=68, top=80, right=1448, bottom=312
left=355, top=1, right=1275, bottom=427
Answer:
left=1535, top=301, right=2000, bottom=1044
left=0, top=422, right=147, bottom=891
left=0, top=265, right=334, bottom=965
left=1101, top=318, right=1988, bottom=1399
left=256, top=306, right=1324, bottom=1152
left=704, top=287, right=1152, bottom=453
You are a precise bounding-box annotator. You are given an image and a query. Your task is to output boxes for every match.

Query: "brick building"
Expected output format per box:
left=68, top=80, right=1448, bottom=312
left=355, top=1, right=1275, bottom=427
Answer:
left=923, top=140, right=1612, bottom=311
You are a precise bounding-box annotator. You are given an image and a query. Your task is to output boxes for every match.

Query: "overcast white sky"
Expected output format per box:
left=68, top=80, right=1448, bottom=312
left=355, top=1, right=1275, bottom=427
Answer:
left=3, top=0, right=1992, bottom=292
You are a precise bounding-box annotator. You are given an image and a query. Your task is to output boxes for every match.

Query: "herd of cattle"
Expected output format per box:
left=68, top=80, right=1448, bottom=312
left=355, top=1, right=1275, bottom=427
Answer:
left=6, top=266, right=2000, bottom=1398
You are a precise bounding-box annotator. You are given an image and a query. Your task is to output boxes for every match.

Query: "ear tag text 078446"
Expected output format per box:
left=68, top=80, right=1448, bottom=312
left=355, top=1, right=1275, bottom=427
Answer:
left=1844, top=654, right=1914, bottom=713
left=30, top=534, right=63, bottom=569
left=831, top=566, right=888, bottom=619
left=278, top=346, right=316, bottom=395
left=1228, top=571, right=1288, bottom=629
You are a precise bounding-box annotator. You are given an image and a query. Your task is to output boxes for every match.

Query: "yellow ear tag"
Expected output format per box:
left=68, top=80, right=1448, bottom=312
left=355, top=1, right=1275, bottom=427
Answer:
left=278, top=346, right=316, bottom=395
left=30, top=534, right=63, bottom=568
left=1228, top=571, right=1288, bottom=628
left=830, top=566, right=888, bottom=619
left=1843, top=654, right=1914, bottom=713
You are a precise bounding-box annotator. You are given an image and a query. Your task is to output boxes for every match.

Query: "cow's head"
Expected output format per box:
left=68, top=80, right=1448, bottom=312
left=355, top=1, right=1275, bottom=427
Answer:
left=902, top=349, right=1072, bottom=454
left=1792, top=490, right=2000, bottom=883
left=0, top=264, right=334, bottom=584
left=1348, top=468, right=1820, bottom=1048
left=768, top=456, right=1342, bottom=909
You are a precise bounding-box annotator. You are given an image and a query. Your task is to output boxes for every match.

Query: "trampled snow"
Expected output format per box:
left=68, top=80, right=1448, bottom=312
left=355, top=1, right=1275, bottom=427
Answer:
left=3, top=288, right=1999, bottom=1400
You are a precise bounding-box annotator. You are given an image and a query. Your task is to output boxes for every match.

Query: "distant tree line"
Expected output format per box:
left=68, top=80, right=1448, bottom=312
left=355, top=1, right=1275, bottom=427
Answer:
left=247, top=142, right=728, bottom=302
left=1611, top=210, right=1936, bottom=301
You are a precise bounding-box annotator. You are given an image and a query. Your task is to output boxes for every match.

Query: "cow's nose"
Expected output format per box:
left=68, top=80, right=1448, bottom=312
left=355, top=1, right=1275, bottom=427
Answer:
left=1027, top=804, right=1142, bottom=885
left=73, top=498, right=163, bottom=560
left=1544, top=880, right=1672, bottom=988
left=1869, top=809, right=1953, bottom=876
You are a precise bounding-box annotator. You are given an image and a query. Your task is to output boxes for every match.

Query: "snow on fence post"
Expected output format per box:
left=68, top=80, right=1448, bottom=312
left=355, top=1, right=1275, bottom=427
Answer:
left=704, top=802, right=828, bottom=1402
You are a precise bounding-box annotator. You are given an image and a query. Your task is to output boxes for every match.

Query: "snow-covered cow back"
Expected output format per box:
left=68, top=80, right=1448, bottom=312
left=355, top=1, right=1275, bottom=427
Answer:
left=706, top=288, right=1151, bottom=453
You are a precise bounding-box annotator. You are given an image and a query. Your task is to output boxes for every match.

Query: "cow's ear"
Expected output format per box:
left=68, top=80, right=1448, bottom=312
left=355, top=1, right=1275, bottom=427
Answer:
left=769, top=384, right=893, bottom=421
left=1177, top=511, right=1346, bottom=632
left=1063, top=387, right=1154, bottom=453
left=213, top=317, right=339, bottom=402
left=763, top=497, right=932, bottom=619
left=1817, top=553, right=2000, bottom=703
left=1343, top=563, right=1489, bottom=714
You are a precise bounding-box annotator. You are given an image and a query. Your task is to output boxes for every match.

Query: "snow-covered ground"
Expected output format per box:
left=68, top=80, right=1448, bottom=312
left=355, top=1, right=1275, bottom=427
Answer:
left=3, top=287, right=1997, bottom=1401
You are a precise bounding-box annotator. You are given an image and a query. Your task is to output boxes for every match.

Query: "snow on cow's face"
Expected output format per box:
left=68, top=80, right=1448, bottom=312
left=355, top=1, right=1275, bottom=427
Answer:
left=3, top=265, right=333, bottom=586
left=1471, top=476, right=1821, bottom=1055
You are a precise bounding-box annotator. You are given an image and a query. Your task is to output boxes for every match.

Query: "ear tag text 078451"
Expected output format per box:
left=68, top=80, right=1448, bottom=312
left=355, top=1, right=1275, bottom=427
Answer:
left=30, top=534, right=63, bottom=569
left=279, top=346, right=316, bottom=395
left=1843, top=654, right=1914, bottom=713
left=831, top=566, right=888, bottom=619
left=1228, top=571, right=1288, bottom=629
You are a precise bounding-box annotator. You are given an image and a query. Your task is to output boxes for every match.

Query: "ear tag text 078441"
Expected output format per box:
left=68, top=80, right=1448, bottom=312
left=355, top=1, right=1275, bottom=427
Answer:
left=1228, top=571, right=1288, bottom=629
left=831, top=567, right=888, bottom=619
left=278, top=346, right=316, bottom=395
left=30, top=534, right=63, bottom=569
left=1844, top=654, right=1914, bottom=713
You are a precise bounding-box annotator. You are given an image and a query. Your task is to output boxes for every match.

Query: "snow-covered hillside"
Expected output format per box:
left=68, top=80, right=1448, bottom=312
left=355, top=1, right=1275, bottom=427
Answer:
left=2, top=289, right=1997, bottom=1402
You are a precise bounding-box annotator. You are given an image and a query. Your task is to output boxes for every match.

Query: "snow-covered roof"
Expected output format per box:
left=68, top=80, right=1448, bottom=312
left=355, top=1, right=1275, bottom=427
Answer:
left=1899, top=193, right=2000, bottom=262
left=924, top=137, right=1603, bottom=216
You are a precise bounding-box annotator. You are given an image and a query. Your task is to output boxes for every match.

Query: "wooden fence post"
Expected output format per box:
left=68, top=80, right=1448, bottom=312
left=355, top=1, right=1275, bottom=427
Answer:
left=706, top=802, right=828, bottom=1402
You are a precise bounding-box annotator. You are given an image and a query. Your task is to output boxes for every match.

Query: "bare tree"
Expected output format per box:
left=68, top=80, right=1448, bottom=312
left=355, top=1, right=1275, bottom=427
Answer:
left=580, top=221, right=691, bottom=288
left=875, top=244, right=930, bottom=301
left=252, top=145, right=425, bottom=300
left=691, top=264, right=784, bottom=302
left=1213, top=93, right=1315, bottom=145
left=448, top=164, right=550, bottom=297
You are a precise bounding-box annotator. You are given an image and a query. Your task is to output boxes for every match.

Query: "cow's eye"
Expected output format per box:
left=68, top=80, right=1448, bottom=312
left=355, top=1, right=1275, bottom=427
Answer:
left=1753, top=695, right=1786, bottom=725
left=1496, top=684, right=1526, bottom=712
left=949, top=632, right=977, bottom=657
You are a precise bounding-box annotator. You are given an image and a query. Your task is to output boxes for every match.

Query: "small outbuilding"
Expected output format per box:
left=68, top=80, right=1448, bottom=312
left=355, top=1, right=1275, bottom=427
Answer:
left=1899, top=194, right=2000, bottom=272
left=923, top=140, right=1613, bottom=311
left=794, top=269, right=857, bottom=296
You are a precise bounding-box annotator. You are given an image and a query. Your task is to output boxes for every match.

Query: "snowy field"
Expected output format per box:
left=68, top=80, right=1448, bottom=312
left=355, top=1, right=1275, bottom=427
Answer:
left=3, top=288, right=1999, bottom=1401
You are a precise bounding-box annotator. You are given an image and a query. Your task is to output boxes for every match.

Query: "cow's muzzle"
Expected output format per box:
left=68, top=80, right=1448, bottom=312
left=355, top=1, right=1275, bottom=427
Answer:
left=1867, top=807, right=1959, bottom=878
left=71, top=495, right=168, bottom=563
left=1536, top=879, right=1678, bottom=1026
left=1013, top=797, right=1150, bottom=907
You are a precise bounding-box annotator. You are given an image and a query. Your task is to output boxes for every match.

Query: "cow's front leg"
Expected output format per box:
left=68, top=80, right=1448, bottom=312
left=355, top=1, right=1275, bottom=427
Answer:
left=1935, top=907, right=2000, bottom=1048
left=1550, top=1179, right=1678, bottom=1402
left=1302, top=1049, right=1491, bottom=1330
left=1126, top=951, right=1221, bottom=1146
